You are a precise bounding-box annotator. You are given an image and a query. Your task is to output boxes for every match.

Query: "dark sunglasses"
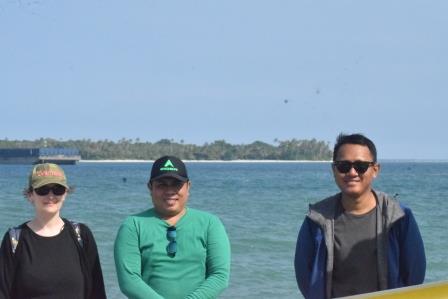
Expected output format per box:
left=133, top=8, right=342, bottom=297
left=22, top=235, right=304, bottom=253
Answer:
left=333, top=160, right=375, bottom=174
left=34, top=185, right=67, bottom=196
left=166, top=226, right=177, bottom=257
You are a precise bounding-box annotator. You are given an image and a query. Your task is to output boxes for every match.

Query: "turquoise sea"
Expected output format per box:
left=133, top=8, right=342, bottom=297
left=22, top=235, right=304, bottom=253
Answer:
left=1, top=161, right=447, bottom=298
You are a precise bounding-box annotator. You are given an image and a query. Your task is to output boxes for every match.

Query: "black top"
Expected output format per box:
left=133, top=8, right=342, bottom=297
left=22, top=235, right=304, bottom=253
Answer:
left=332, top=202, right=379, bottom=298
left=13, top=226, right=84, bottom=298
left=0, top=219, right=106, bottom=299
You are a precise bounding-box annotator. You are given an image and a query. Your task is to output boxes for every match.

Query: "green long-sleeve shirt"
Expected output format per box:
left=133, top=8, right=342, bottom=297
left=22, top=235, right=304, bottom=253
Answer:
left=114, top=208, right=231, bottom=299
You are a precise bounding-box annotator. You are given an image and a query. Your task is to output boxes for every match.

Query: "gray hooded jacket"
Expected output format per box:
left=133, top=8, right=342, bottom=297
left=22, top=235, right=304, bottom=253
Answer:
left=306, top=190, right=405, bottom=298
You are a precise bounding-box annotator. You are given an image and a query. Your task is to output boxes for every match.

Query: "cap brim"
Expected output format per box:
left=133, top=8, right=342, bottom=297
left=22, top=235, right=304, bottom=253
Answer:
left=151, top=173, right=188, bottom=182
left=32, top=181, right=69, bottom=189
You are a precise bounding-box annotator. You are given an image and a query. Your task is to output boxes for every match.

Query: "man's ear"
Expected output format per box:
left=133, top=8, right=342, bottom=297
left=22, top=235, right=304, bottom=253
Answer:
left=372, top=163, right=381, bottom=178
left=186, top=181, right=191, bottom=196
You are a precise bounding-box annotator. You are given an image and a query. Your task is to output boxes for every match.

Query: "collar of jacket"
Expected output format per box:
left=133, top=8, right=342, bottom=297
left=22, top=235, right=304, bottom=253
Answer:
left=306, top=189, right=405, bottom=298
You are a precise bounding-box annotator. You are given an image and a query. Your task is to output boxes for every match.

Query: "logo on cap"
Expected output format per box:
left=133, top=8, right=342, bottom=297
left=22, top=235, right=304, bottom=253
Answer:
left=35, top=170, right=65, bottom=178
left=160, top=160, right=178, bottom=171
left=29, top=163, right=68, bottom=189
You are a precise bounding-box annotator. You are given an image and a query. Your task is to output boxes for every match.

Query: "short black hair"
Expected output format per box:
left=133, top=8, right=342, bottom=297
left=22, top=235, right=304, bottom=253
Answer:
left=333, top=133, right=377, bottom=162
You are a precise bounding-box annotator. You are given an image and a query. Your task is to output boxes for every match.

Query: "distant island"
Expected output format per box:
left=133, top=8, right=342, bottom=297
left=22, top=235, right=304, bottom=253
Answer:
left=0, top=138, right=332, bottom=161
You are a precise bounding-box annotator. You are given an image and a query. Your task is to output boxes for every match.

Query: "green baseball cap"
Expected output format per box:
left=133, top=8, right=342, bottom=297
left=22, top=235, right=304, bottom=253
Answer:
left=29, top=163, right=69, bottom=189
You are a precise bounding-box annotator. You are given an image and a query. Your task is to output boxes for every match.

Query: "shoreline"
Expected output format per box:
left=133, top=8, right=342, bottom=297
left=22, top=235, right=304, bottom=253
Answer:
left=79, top=159, right=331, bottom=163
left=79, top=159, right=448, bottom=163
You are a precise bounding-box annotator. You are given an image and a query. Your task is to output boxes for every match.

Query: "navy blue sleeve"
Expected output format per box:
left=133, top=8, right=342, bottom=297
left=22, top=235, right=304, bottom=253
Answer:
left=388, top=205, right=426, bottom=288
left=295, top=217, right=328, bottom=299
left=295, top=217, right=313, bottom=297
left=296, top=216, right=330, bottom=299
left=398, top=206, right=426, bottom=285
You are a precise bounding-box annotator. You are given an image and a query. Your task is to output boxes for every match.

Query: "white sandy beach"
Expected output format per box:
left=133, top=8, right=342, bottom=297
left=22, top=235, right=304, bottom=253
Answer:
left=80, top=159, right=331, bottom=163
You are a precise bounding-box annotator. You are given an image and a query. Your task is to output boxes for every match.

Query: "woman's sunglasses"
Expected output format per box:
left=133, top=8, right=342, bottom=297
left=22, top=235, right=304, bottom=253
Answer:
left=333, top=160, right=375, bottom=174
left=34, top=185, right=67, bottom=196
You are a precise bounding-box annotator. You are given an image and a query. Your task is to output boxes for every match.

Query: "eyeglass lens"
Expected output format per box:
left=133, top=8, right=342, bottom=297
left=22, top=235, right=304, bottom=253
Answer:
left=166, top=226, right=177, bottom=256
left=333, top=161, right=373, bottom=174
left=34, top=185, right=67, bottom=196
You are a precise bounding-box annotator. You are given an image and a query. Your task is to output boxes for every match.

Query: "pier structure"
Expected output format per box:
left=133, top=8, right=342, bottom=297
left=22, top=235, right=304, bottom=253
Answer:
left=0, top=148, right=81, bottom=164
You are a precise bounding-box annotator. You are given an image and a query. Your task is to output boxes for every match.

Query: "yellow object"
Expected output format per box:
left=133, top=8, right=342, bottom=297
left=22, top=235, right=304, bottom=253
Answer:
left=341, top=281, right=448, bottom=299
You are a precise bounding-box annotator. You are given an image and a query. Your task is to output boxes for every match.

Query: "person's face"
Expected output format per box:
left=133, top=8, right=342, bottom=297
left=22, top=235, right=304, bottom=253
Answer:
left=28, top=184, right=67, bottom=216
left=332, top=144, right=379, bottom=199
left=149, top=177, right=190, bottom=219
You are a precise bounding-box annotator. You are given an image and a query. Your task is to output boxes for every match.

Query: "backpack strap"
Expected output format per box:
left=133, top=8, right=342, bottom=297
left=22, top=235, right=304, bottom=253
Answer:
left=8, top=222, right=83, bottom=255
left=8, top=227, right=22, bottom=254
left=70, top=221, right=83, bottom=247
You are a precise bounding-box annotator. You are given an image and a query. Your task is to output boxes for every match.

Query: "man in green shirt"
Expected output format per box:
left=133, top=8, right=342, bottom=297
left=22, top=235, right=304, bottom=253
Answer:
left=114, top=156, right=231, bottom=299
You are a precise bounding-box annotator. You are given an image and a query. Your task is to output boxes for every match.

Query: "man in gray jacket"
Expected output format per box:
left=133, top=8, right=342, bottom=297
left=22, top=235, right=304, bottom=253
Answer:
left=295, top=133, right=426, bottom=299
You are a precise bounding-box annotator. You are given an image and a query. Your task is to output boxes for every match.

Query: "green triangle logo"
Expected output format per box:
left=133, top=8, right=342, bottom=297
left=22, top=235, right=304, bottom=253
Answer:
left=160, top=159, right=178, bottom=171
left=164, top=160, right=175, bottom=168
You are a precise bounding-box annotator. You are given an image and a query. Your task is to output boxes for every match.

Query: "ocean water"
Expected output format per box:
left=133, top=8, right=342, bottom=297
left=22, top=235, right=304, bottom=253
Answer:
left=0, top=161, right=447, bottom=298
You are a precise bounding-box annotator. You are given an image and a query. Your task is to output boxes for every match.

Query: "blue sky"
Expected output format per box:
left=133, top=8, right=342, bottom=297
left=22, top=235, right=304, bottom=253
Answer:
left=1, top=1, right=447, bottom=159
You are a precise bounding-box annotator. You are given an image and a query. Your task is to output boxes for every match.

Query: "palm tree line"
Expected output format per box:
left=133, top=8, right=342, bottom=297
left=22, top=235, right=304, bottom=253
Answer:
left=0, top=138, right=332, bottom=160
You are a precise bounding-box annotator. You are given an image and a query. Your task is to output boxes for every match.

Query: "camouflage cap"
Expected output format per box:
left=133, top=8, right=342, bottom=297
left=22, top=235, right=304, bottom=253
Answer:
left=29, top=163, right=69, bottom=189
